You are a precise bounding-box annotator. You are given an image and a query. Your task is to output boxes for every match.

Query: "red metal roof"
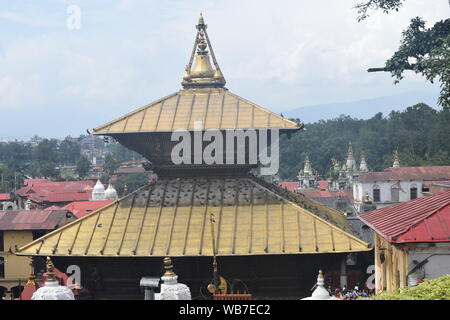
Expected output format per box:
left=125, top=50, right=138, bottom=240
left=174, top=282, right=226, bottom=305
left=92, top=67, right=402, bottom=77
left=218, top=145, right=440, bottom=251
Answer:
left=299, top=189, right=353, bottom=199
left=317, top=181, right=329, bottom=190
left=63, top=200, right=113, bottom=218
left=19, top=280, right=39, bottom=300
left=23, top=178, right=48, bottom=185
left=422, top=180, right=450, bottom=188
left=358, top=190, right=450, bottom=243
left=0, top=193, right=11, bottom=201
left=0, top=209, right=72, bottom=230
left=278, top=182, right=299, bottom=191
left=15, top=180, right=95, bottom=204
left=356, top=166, right=450, bottom=182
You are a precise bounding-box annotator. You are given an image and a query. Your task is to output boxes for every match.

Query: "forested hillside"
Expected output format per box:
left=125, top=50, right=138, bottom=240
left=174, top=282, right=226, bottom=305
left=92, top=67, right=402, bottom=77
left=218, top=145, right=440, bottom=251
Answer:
left=279, top=103, right=450, bottom=180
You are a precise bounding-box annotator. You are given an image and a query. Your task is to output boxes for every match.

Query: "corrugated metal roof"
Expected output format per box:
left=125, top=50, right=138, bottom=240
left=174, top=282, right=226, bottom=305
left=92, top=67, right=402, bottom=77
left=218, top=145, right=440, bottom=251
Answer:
left=91, top=89, right=301, bottom=135
left=16, top=181, right=94, bottom=204
left=358, top=190, right=450, bottom=243
left=299, top=190, right=353, bottom=199
left=63, top=200, right=114, bottom=218
left=0, top=209, right=73, bottom=231
left=356, top=166, right=450, bottom=182
left=422, top=180, right=450, bottom=188
left=16, top=177, right=369, bottom=257
left=318, top=181, right=329, bottom=190
left=278, top=182, right=299, bottom=191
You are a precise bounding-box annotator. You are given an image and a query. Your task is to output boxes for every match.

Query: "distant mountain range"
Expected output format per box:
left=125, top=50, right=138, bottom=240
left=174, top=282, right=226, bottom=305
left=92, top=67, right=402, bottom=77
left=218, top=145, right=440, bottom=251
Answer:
left=283, top=92, right=440, bottom=123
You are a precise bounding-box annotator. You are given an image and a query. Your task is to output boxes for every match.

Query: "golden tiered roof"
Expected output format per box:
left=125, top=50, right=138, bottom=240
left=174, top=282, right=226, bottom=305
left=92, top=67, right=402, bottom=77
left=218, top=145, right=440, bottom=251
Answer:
left=91, top=90, right=301, bottom=134
left=16, top=15, right=369, bottom=259
left=91, top=14, right=301, bottom=135
left=16, top=176, right=369, bottom=257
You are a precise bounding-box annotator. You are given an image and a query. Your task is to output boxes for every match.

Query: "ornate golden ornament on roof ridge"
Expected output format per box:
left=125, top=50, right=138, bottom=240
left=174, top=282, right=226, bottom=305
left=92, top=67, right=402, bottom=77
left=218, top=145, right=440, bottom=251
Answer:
left=182, top=14, right=226, bottom=89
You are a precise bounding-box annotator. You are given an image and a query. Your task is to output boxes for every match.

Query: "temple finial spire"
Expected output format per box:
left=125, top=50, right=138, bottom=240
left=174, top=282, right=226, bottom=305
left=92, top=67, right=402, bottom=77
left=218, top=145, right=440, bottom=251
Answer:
left=182, top=14, right=226, bottom=89
left=393, top=150, right=400, bottom=168
left=198, top=13, right=205, bottom=26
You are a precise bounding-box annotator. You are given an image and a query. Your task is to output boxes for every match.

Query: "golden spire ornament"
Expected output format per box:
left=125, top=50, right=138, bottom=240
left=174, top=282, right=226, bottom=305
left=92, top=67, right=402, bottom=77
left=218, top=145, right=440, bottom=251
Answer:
left=45, top=256, right=56, bottom=282
left=163, top=256, right=176, bottom=277
left=182, top=14, right=226, bottom=89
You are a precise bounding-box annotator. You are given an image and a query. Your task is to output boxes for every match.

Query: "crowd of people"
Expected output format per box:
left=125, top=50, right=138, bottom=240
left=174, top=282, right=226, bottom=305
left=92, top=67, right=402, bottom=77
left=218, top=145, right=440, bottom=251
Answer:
left=332, top=286, right=373, bottom=300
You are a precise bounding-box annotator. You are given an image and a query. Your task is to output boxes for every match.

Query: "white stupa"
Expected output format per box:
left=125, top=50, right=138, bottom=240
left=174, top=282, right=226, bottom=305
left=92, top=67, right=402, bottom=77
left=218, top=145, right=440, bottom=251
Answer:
left=32, top=257, right=75, bottom=300
left=157, top=257, right=191, bottom=300
left=105, top=184, right=118, bottom=200
left=92, top=180, right=106, bottom=200
left=359, top=153, right=369, bottom=172
left=301, top=270, right=340, bottom=300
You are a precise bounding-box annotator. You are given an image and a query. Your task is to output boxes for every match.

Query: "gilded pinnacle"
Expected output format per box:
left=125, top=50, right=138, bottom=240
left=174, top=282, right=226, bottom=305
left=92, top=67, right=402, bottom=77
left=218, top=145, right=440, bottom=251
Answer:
left=197, top=13, right=206, bottom=29
left=163, top=256, right=176, bottom=277
left=46, top=256, right=56, bottom=281
left=182, top=14, right=226, bottom=89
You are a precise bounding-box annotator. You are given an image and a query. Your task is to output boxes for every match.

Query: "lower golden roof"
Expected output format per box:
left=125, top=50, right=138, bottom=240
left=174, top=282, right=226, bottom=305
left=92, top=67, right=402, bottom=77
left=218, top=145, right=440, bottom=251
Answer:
left=17, top=176, right=370, bottom=257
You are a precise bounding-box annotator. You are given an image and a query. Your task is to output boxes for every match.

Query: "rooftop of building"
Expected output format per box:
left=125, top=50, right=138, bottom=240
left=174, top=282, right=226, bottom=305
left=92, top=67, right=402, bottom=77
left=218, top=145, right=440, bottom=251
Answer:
left=355, top=166, right=450, bottom=183
left=16, top=175, right=370, bottom=257
left=278, top=182, right=300, bottom=192
left=62, top=200, right=114, bottom=218
left=358, top=189, right=450, bottom=243
left=15, top=180, right=95, bottom=204
left=0, top=209, right=75, bottom=231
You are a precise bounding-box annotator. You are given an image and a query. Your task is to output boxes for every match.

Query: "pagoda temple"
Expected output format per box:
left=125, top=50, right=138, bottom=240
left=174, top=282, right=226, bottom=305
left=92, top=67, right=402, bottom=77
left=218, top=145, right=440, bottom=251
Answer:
left=17, top=15, right=370, bottom=299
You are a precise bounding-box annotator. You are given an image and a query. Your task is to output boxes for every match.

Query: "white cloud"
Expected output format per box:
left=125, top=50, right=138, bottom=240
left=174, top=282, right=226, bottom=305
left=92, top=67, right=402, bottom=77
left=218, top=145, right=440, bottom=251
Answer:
left=0, top=0, right=447, bottom=137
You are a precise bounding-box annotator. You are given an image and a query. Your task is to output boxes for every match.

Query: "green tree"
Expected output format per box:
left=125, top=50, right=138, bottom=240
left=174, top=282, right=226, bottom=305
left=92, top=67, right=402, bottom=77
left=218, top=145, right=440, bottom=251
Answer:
left=114, top=172, right=149, bottom=197
left=103, top=154, right=120, bottom=181
left=106, top=141, right=142, bottom=162
left=76, top=155, right=91, bottom=178
left=279, top=103, right=450, bottom=181
left=33, top=139, right=60, bottom=178
left=59, top=138, right=81, bottom=165
left=356, top=0, right=450, bottom=106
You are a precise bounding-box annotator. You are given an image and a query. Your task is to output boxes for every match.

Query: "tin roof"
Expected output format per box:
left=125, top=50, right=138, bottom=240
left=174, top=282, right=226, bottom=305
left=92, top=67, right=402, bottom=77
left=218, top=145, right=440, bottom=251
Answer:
left=0, top=209, right=74, bottom=231
left=15, top=180, right=95, bottom=204
left=299, top=190, right=355, bottom=214
left=356, top=166, right=450, bottom=182
left=278, top=182, right=300, bottom=191
left=358, top=190, right=450, bottom=243
left=63, top=200, right=114, bottom=218
left=16, top=176, right=369, bottom=257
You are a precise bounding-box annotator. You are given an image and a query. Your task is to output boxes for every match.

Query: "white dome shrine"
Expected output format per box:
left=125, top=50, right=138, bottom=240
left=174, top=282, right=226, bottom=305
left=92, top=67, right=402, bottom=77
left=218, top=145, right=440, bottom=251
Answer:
left=92, top=180, right=106, bottom=200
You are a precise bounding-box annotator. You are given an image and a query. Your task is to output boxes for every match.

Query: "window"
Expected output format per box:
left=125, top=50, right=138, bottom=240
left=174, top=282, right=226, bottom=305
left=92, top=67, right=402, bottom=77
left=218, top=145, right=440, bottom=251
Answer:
left=373, top=188, right=380, bottom=202
left=391, top=186, right=400, bottom=202
left=0, top=231, right=3, bottom=252
left=411, top=187, right=418, bottom=200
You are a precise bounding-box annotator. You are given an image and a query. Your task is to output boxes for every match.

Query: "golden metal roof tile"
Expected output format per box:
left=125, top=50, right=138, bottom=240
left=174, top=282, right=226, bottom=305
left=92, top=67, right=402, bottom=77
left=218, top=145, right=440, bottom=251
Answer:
left=17, top=177, right=370, bottom=257
left=91, top=90, right=301, bottom=134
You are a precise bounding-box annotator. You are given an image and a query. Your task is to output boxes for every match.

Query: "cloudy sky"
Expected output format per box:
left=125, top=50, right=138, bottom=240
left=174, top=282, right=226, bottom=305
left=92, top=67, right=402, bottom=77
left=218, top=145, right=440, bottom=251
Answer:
left=0, top=0, right=448, bottom=140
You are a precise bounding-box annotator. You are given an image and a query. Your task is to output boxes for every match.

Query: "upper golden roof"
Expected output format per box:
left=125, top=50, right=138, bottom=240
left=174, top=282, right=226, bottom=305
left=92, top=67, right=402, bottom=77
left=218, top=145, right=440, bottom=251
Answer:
left=16, top=176, right=370, bottom=257
left=91, top=15, right=302, bottom=135
left=92, top=90, right=301, bottom=134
